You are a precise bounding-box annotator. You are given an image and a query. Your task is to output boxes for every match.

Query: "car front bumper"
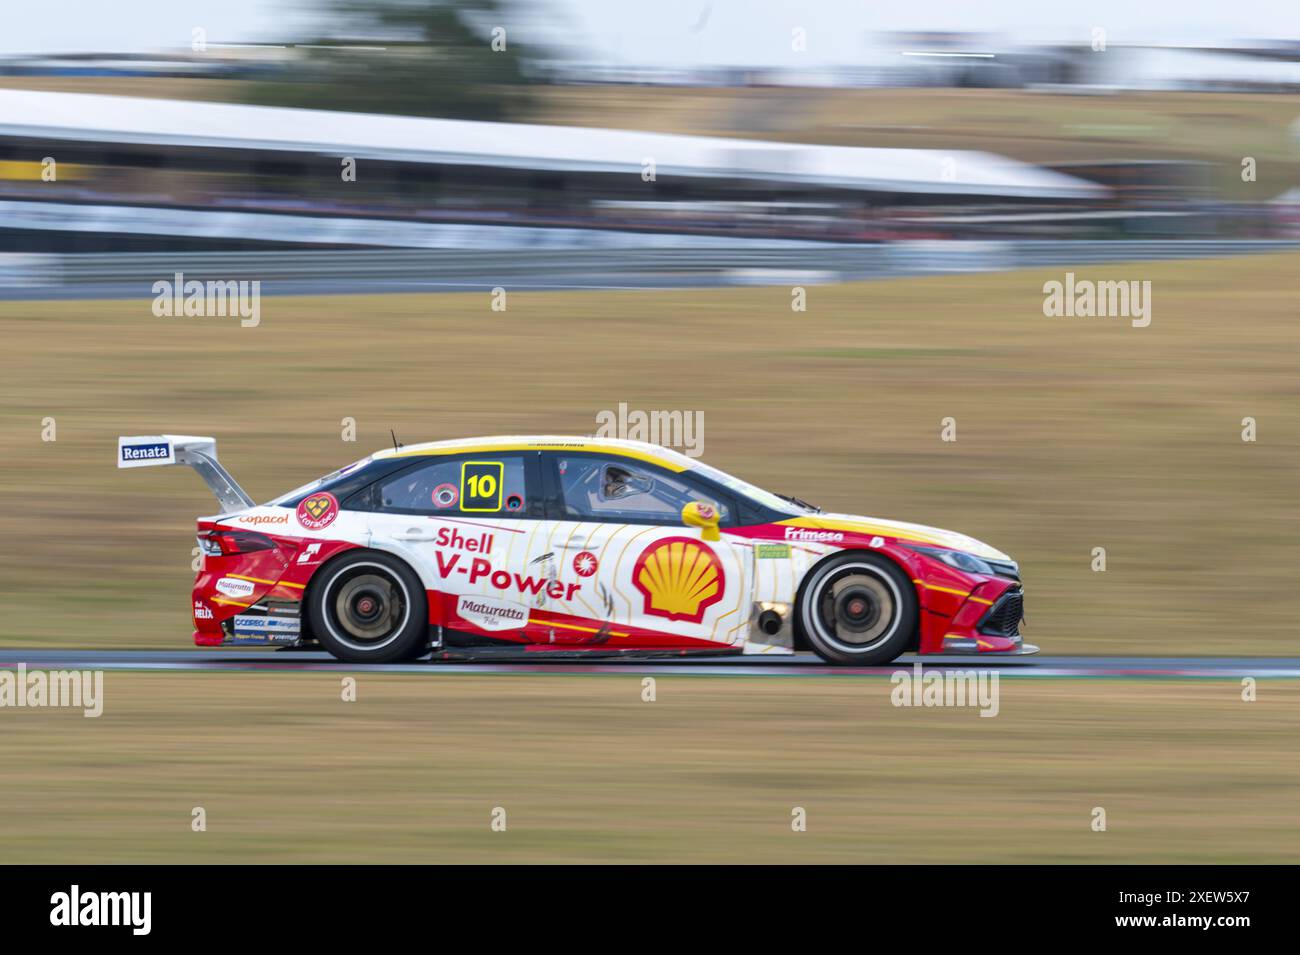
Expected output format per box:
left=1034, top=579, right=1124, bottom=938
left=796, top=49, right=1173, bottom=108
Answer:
left=939, top=633, right=1039, bottom=655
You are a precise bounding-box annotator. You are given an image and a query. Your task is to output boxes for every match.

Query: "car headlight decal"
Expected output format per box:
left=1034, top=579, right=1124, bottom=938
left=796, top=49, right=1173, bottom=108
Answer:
left=909, top=545, right=995, bottom=577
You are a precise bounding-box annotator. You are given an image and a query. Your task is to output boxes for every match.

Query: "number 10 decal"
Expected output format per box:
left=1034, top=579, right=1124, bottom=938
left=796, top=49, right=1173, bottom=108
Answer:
left=461, top=460, right=504, bottom=512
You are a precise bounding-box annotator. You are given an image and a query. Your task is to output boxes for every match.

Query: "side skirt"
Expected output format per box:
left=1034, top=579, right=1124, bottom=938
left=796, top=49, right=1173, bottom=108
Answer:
left=427, top=645, right=746, bottom=663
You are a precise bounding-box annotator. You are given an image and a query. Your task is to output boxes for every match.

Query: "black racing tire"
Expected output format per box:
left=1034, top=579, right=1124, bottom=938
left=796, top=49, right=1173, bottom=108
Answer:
left=798, top=552, right=918, bottom=666
left=307, top=551, right=428, bottom=663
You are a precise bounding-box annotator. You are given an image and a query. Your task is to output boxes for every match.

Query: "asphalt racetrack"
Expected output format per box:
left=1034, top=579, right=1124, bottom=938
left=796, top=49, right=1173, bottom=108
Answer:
left=1, top=650, right=1296, bottom=678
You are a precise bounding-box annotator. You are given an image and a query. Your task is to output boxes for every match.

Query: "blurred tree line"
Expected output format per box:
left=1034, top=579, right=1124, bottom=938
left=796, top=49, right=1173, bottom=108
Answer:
left=242, top=0, right=534, bottom=120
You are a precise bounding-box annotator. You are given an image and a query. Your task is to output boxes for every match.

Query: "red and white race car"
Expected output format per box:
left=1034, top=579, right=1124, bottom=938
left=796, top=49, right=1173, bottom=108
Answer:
left=119, top=434, right=1032, bottom=665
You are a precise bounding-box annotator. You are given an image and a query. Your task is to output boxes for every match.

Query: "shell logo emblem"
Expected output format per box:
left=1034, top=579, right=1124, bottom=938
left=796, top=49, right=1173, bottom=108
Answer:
left=632, top=536, right=725, bottom=623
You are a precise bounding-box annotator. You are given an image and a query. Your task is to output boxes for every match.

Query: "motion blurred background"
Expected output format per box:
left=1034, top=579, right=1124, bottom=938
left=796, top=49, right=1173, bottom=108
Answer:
left=2, top=0, right=1299, bottom=866
left=3, top=0, right=1300, bottom=258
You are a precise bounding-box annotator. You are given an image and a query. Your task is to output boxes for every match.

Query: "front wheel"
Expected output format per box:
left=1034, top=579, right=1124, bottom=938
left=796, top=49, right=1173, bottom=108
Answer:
left=307, top=552, right=429, bottom=663
left=798, top=553, right=917, bottom=665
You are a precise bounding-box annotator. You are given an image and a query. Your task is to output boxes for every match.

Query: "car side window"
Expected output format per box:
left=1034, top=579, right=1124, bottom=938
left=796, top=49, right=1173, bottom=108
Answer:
left=555, top=455, right=730, bottom=524
left=376, top=455, right=529, bottom=516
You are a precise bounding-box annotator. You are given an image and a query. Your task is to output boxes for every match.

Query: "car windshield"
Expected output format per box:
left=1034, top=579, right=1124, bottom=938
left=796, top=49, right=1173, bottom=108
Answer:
left=688, top=460, right=812, bottom=515
left=267, top=455, right=373, bottom=505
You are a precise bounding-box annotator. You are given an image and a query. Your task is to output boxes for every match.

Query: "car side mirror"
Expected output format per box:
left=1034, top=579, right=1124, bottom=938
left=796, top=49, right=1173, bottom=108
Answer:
left=682, top=501, right=721, bottom=542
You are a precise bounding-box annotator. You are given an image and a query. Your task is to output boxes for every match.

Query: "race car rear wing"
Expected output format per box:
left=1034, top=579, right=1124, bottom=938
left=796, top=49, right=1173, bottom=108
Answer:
left=117, top=435, right=255, bottom=515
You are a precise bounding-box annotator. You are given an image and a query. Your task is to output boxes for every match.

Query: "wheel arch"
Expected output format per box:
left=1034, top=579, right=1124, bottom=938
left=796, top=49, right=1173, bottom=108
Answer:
left=301, top=545, right=427, bottom=639
left=792, top=547, right=922, bottom=652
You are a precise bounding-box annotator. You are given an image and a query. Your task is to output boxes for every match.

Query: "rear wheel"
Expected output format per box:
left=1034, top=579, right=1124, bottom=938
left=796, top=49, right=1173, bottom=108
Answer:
left=308, top=552, right=428, bottom=663
left=798, top=553, right=917, bottom=665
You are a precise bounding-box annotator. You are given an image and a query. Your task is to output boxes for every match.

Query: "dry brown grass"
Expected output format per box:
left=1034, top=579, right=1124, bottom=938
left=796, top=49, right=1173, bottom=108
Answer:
left=3, top=255, right=1298, bottom=655
left=0, top=673, right=1294, bottom=863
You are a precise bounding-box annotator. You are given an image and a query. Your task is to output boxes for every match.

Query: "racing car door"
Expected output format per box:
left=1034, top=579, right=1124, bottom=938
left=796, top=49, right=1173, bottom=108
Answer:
left=536, top=452, right=752, bottom=650
left=363, top=452, right=562, bottom=644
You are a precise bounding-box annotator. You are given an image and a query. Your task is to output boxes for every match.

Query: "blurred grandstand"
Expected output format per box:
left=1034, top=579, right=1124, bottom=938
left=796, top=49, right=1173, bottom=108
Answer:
left=0, top=88, right=1121, bottom=253
left=0, top=0, right=1297, bottom=259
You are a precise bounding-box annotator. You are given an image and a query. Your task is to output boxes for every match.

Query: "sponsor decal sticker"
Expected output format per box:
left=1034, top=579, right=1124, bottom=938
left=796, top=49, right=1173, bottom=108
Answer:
left=435, top=527, right=493, bottom=553
left=193, top=601, right=214, bottom=620
left=229, top=633, right=297, bottom=645
left=784, top=526, right=844, bottom=543
left=755, top=543, right=791, bottom=559
left=456, top=595, right=528, bottom=632
left=214, top=577, right=256, bottom=599
left=633, top=536, right=725, bottom=623
left=432, top=483, right=459, bottom=508
left=297, top=492, right=339, bottom=531
left=119, top=441, right=172, bottom=464
left=430, top=551, right=582, bottom=601
left=296, top=542, right=323, bottom=565
left=572, top=550, right=599, bottom=577
left=238, top=513, right=289, bottom=525
left=233, top=614, right=300, bottom=634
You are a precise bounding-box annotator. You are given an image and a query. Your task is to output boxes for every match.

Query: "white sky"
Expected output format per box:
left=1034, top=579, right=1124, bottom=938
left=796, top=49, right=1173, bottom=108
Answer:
left=5, top=0, right=1300, bottom=62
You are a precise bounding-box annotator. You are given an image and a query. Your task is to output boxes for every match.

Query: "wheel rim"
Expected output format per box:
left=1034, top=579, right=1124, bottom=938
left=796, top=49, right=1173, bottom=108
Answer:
left=807, top=564, right=902, bottom=654
left=321, top=564, right=410, bottom=653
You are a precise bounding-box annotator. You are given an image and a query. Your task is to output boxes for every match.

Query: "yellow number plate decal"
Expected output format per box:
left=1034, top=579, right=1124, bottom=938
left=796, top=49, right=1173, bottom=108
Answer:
left=461, top=461, right=504, bottom=512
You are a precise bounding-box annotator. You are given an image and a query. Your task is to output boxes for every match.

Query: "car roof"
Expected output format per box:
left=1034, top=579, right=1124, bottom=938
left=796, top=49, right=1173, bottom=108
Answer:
left=371, top=435, right=694, bottom=473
